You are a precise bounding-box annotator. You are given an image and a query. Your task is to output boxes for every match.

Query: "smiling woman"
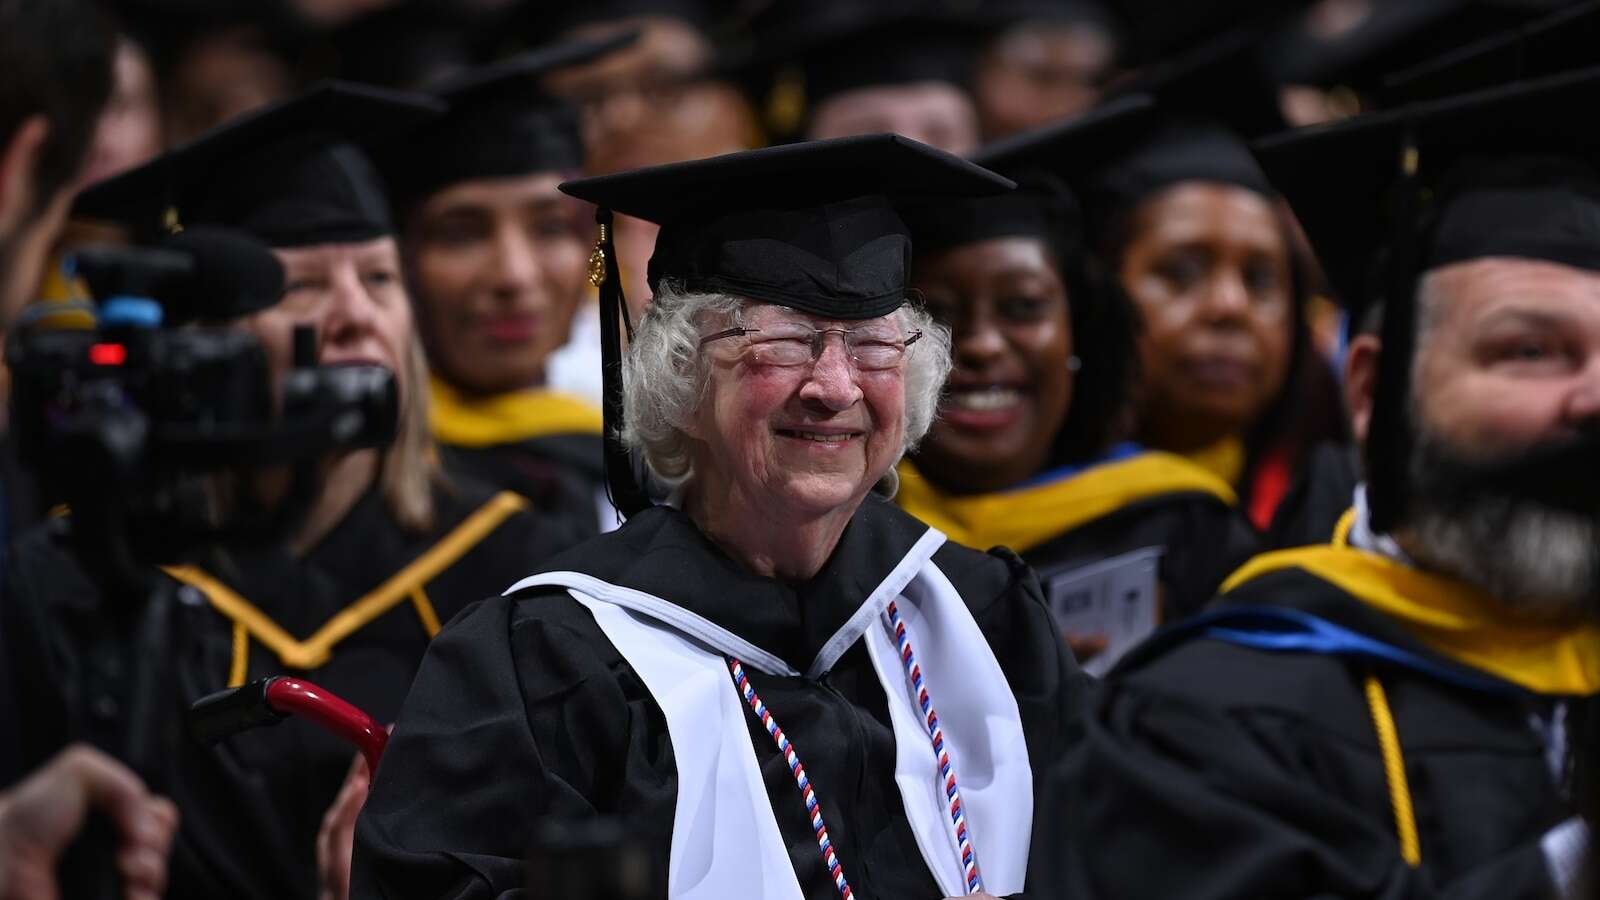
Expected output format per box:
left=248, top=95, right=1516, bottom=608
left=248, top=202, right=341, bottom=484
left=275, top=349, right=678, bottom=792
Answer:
left=896, top=161, right=1260, bottom=672
left=354, top=135, right=1088, bottom=900
left=622, top=284, right=948, bottom=502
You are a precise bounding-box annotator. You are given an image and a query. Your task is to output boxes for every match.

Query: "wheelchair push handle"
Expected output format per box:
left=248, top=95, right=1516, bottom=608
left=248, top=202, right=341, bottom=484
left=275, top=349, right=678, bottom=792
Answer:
left=190, top=676, right=388, bottom=773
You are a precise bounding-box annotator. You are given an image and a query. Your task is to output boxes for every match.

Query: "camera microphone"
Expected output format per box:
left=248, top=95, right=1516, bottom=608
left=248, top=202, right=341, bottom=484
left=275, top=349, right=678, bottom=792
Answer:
left=155, top=226, right=286, bottom=325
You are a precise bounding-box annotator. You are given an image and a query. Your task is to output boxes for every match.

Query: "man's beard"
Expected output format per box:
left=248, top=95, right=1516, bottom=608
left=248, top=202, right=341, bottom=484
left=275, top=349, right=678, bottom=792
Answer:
left=1403, top=424, right=1600, bottom=622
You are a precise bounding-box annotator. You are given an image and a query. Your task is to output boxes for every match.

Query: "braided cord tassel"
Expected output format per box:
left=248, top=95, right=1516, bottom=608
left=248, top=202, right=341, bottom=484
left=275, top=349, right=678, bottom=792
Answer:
left=884, top=600, right=984, bottom=894
left=728, top=658, right=854, bottom=900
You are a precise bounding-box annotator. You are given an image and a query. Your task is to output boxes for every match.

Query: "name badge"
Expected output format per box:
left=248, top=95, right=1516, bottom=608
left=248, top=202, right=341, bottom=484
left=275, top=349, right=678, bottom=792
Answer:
left=1043, top=546, right=1162, bottom=676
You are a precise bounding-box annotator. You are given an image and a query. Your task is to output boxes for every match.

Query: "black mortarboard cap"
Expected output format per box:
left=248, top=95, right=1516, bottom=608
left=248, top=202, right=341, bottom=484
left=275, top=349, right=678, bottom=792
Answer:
left=540, top=0, right=717, bottom=34
left=1254, top=66, right=1600, bottom=532
left=1381, top=0, right=1600, bottom=105
left=901, top=172, right=1083, bottom=262
left=559, top=134, right=1015, bottom=515
left=1255, top=65, right=1600, bottom=316
left=382, top=31, right=638, bottom=213
left=562, top=133, right=1016, bottom=319
left=748, top=4, right=982, bottom=108
left=1106, top=18, right=1293, bottom=139
left=325, top=3, right=479, bottom=90
left=75, top=81, right=443, bottom=248
left=977, top=93, right=1272, bottom=238
left=1260, top=0, right=1568, bottom=95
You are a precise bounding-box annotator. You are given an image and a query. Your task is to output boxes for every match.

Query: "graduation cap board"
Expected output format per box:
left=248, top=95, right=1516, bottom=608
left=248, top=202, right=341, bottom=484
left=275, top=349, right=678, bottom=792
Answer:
left=1380, top=0, right=1600, bottom=105
left=743, top=3, right=984, bottom=116
left=900, top=101, right=1171, bottom=259
left=975, top=92, right=1273, bottom=240
left=382, top=30, right=639, bottom=213
left=1104, top=17, right=1293, bottom=139
left=1260, top=0, right=1573, bottom=94
left=75, top=81, right=444, bottom=249
left=558, top=133, right=1016, bottom=514
left=1253, top=65, right=1600, bottom=532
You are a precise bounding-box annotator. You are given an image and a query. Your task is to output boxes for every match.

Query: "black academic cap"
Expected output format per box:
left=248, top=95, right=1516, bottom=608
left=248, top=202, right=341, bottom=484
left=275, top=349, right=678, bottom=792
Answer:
left=1111, top=0, right=1268, bottom=64
left=978, top=0, right=1118, bottom=30
left=1255, top=65, right=1600, bottom=315
left=1106, top=18, right=1292, bottom=138
left=1260, top=0, right=1568, bottom=94
left=976, top=92, right=1272, bottom=238
left=325, top=3, right=479, bottom=90
left=1381, top=0, right=1600, bottom=105
left=541, top=0, right=718, bottom=34
left=382, top=31, right=638, bottom=213
left=901, top=172, right=1083, bottom=263
left=560, top=134, right=1014, bottom=515
left=75, top=81, right=444, bottom=248
left=562, top=133, right=1016, bottom=319
left=1254, top=66, right=1600, bottom=531
left=750, top=4, right=983, bottom=108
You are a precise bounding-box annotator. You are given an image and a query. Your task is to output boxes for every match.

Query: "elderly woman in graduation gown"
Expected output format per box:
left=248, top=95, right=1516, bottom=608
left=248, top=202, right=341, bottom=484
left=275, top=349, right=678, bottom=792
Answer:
left=352, top=136, right=1088, bottom=900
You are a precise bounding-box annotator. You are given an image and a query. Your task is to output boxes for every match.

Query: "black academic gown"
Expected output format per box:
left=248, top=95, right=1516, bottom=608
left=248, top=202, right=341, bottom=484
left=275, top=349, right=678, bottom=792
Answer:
left=352, top=495, right=1088, bottom=900
left=1054, top=556, right=1582, bottom=899
left=438, top=434, right=606, bottom=537
left=0, top=476, right=585, bottom=900
left=431, top=379, right=610, bottom=538
left=896, top=451, right=1260, bottom=660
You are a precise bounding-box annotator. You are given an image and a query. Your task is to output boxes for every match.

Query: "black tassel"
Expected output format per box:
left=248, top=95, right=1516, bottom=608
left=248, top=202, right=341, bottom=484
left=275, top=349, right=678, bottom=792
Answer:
left=594, top=207, right=652, bottom=518
left=1366, top=132, right=1423, bottom=534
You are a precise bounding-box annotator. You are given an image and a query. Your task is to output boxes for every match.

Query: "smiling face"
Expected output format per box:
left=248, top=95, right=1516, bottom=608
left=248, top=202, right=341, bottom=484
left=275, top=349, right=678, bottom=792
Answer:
left=1119, top=182, right=1293, bottom=451
left=248, top=236, right=414, bottom=399
left=685, top=304, right=910, bottom=519
left=404, top=172, right=589, bottom=395
left=912, top=236, right=1073, bottom=493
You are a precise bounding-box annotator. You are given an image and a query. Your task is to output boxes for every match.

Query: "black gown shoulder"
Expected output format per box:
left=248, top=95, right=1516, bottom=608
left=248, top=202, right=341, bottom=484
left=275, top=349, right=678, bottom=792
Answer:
left=0, top=473, right=585, bottom=900
left=439, top=433, right=607, bottom=538
left=1053, top=564, right=1574, bottom=900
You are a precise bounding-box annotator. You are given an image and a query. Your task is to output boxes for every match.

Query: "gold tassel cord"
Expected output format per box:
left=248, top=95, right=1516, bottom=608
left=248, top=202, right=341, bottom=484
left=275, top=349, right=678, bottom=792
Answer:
left=1364, top=673, right=1422, bottom=867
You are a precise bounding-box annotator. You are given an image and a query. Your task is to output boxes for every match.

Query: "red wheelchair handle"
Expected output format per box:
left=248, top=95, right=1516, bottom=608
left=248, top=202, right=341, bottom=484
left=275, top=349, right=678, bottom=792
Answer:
left=189, top=676, right=388, bottom=773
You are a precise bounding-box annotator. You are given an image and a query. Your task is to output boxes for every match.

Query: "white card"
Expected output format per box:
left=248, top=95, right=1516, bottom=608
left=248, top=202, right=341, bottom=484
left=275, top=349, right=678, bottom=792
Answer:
left=1043, top=546, right=1163, bottom=677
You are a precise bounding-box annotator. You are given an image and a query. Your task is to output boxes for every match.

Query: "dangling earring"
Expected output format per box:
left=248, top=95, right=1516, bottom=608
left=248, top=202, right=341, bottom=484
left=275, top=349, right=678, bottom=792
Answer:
left=1067, top=355, right=1083, bottom=372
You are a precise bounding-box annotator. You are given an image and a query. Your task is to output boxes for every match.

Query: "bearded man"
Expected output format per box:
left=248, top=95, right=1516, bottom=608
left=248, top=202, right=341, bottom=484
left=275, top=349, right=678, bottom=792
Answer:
left=1055, top=69, right=1600, bottom=899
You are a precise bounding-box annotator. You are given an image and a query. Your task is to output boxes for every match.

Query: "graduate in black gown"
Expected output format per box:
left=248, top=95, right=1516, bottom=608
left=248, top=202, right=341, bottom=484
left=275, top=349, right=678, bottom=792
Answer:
left=895, top=96, right=1259, bottom=673
left=980, top=51, right=1345, bottom=535
left=1, top=84, right=587, bottom=900
left=353, top=135, right=1089, bottom=900
left=382, top=35, right=639, bottom=537
left=1055, top=69, right=1600, bottom=899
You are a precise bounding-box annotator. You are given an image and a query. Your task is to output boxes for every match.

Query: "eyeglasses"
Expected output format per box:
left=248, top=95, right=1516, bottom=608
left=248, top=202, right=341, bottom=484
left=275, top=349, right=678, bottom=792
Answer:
left=698, top=320, right=922, bottom=371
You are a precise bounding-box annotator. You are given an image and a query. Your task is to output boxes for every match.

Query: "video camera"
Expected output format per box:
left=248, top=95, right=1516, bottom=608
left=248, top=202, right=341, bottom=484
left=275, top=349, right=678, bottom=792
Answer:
left=6, top=226, right=399, bottom=582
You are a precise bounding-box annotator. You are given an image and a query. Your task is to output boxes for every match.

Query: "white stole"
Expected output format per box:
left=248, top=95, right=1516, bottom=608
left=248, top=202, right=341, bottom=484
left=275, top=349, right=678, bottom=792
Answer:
left=505, top=526, right=1033, bottom=898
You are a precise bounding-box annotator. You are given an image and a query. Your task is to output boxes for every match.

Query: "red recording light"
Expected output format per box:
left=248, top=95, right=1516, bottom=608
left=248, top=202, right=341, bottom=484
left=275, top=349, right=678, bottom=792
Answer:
left=88, top=343, right=127, bottom=366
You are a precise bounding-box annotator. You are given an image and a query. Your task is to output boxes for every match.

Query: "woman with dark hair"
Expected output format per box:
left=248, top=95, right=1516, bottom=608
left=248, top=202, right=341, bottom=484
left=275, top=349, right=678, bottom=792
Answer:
left=983, top=96, right=1348, bottom=536
left=895, top=110, right=1259, bottom=672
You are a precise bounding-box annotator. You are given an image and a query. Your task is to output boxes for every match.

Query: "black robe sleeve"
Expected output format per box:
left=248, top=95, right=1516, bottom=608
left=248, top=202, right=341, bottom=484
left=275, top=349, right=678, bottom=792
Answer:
left=351, top=593, right=675, bottom=900
left=1052, top=644, right=1561, bottom=900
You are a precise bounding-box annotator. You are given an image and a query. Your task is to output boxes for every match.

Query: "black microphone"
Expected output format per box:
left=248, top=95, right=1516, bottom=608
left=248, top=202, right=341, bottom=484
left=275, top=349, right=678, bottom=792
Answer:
left=155, top=225, right=285, bottom=324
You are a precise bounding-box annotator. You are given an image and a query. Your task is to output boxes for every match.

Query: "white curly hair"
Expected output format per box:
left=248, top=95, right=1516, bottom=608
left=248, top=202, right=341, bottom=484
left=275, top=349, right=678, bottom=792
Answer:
left=621, top=282, right=952, bottom=496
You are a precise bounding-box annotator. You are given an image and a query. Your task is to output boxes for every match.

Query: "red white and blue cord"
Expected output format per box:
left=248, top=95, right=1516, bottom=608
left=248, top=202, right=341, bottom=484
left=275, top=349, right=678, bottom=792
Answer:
left=885, top=599, right=984, bottom=894
left=728, top=657, right=854, bottom=900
